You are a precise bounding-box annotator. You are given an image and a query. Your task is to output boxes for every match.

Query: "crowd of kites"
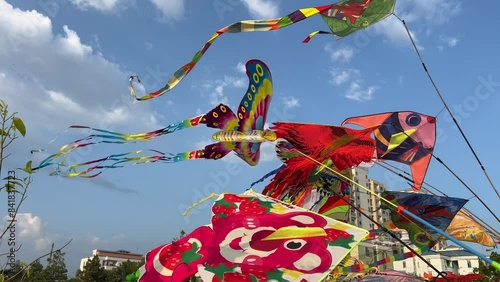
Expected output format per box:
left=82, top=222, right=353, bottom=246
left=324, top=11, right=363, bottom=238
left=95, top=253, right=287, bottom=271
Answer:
left=33, top=0, right=500, bottom=281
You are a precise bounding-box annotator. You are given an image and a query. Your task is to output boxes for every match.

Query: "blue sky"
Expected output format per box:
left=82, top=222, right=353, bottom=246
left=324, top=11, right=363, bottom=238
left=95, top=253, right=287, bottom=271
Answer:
left=1, top=0, right=499, bottom=276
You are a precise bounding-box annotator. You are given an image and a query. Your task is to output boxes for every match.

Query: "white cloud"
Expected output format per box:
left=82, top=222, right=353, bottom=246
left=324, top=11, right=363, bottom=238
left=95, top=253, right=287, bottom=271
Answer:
left=438, top=35, right=459, bottom=51
left=144, top=41, right=154, bottom=51
left=202, top=76, right=246, bottom=106
left=371, top=16, right=423, bottom=50
left=70, top=0, right=124, bottom=12
left=281, top=96, right=300, bottom=109
left=235, top=62, right=246, bottom=73
left=369, top=0, right=460, bottom=49
left=241, top=0, right=279, bottom=18
left=396, top=0, right=461, bottom=26
left=0, top=1, right=162, bottom=176
left=328, top=68, right=378, bottom=101
left=15, top=213, right=44, bottom=238
left=324, top=44, right=354, bottom=63
left=149, top=0, right=185, bottom=22
left=2, top=213, right=59, bottom=251
left=329, top=69, right=359, bottom=86
left=344, top=81, right=377, bottom=102
left=258, top=141, right=278, bottom=162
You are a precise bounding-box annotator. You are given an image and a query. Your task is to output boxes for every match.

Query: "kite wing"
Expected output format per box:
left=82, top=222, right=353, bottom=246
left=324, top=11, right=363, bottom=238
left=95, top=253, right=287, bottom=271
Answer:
left=234, top=59, right=273, bottom=166
left=304, top=0, right=396, bottom=42
left=381, top=191, right=467, bottom=249
left=137, top=190, right=368, bottom=282
left=201, top=190, right=368, bottom=282
left=446, top=209, right=496, bottom=247
left=264, top=123, right=375, bottom=199
left=343, top=111, right=437, bottom=191
left=138, top=226, right=214, bottom=282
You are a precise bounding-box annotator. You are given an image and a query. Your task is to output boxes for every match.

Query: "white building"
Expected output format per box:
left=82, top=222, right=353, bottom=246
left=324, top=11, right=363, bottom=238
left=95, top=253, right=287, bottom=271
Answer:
left=392, top=245, right=480, bottom=277
left=80, top=249, right=144, bottom=271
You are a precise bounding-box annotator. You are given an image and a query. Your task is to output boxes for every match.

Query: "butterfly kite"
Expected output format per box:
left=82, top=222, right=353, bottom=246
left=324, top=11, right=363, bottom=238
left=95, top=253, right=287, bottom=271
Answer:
left=132, top=190, right=368, bottom=282
left=34, top=59, right=274, bottom=177
left=129, top=0, right=396, bottom=101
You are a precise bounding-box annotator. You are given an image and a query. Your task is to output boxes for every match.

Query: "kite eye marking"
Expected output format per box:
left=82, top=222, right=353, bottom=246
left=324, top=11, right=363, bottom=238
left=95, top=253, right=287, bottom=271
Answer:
left=405, top=113, right=421, bottom=126
left=220, top=105, right=227, bottom=113
left=213, top=112, right=219, bottom=118
left=244, top=101, right=249, bottom=107
left=253, top=73, right=260, bottom=84
left=256, top=64, right=264, bottom=76
left=285, top=239, right=306, bottom=250
left=238, top=113, right=243, bottom=119
left=247, top=93, right=253, bottom=101
left=251, top=85, right=256, bottom=93
left=215, top=154, right=222, bottom=159
left=290, top=215, right=315, bottom=224
left=240, top=106, right=246, bottom=113
left=213, top=122, right=218, bottom=127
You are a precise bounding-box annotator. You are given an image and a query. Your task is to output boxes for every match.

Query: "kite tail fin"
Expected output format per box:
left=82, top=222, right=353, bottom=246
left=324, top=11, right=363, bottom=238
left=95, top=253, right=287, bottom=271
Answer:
left=47, top=149, right=208, bottom=178
left=34, top=115, right=207, bottom=174
left=249, top=165, right=285, bottom=188
left=302, top=30, right=334, bottom=43
left=263, top=157, right=318, bottom=200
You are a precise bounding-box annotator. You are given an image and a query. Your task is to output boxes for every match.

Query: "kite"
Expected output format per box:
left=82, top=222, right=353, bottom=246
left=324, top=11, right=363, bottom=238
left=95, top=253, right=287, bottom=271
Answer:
left=445, top=209, right=496, bottom=247
left=263, top=122, right=377, bottom=201
left=130, top=0, right=396, bottom=101
left=136, top=190, right=368, bottom=282
left=34, top=59, right=274, bottom=177
left=380, top=191, right=467, bottom=250
left=342, top=111, right=437, bottom=191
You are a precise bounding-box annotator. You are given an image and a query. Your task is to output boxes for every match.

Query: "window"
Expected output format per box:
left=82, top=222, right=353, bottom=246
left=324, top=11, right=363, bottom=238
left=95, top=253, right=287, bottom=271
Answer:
left=467, top=260, right=472, bottom=268
left=403, top=261, right=406, bottom=268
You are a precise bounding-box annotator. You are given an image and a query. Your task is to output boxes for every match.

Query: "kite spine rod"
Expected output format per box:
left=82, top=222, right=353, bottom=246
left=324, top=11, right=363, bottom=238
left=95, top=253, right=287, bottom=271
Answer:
left=392, top=13, right=500, bottom=200
left=382, top=122, right=500, bottom=224
left=339, top=197, right=450, bottom=282
left=399, top=207, right=500, bottom=271
left=377, top=161, right=500, bottom=240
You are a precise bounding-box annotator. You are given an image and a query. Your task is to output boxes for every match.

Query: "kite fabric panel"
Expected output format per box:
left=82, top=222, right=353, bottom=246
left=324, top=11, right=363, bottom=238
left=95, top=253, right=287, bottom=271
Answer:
left=129, top=0, right=395, bottom=101
left=342, top=111, right=437, bottom=191
left=34, top=59, right=274, bottom=177
left=137, top=190, right=369, bottom=282
left=263, top=122, right=377, bottom=200
left=304, top=0, right=396, bottom=42
left=380, top=191, right=467, bottom=250
left=446, top=209, right=495, bottom=247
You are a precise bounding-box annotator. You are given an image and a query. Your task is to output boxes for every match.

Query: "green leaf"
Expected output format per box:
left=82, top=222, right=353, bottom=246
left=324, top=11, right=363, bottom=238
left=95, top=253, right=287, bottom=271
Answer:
left=26, top=268, right=33, bottom=278
left=0, top=129, right=8, bottom=136
left=13, top=117, right=26, bottom=137
left=0, top=273, right=5, bottom=282
left=21, top=161, right=33, bottom=174
left=5, top=183, right=15, bottom=193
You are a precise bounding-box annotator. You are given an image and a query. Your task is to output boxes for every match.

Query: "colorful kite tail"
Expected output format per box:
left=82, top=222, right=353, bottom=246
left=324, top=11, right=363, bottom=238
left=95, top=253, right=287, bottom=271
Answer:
left=129, top=5, right=332, bottom=101
left=303, top=30, right=334, bottom=43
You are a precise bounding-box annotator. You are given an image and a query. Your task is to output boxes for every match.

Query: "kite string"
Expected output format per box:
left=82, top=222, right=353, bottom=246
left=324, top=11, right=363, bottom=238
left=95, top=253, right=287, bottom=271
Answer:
left=291, top=150, right=437, bottom=244
left=182, top=192, right=221, bottom=217
left=293, top=150, right=500, bottom=271
left=337, top=197, right=450, bottom=281
left=376, top=161, right=500, bottom=240
left=392, top=13, right=500, bottom=200
left=383, top=121, right=500, bottom=224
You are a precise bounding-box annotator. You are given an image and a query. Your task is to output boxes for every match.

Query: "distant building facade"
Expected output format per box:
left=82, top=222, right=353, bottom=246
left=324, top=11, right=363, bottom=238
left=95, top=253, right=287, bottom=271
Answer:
left=392, top=245, right=480, bottom=277
left=80, top=249, right=144, bottom=271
